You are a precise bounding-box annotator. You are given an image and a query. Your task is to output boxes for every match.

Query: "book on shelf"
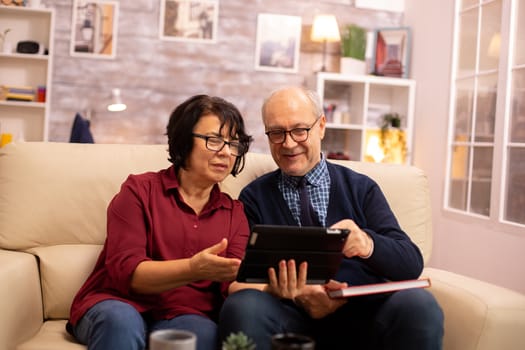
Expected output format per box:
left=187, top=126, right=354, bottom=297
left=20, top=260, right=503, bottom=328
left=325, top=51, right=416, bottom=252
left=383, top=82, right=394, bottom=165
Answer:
left=328, top=277, right=431, bottom=298
left=6, top=93, right=35, bottom=101
left=1, top=85, right=35, bottom=101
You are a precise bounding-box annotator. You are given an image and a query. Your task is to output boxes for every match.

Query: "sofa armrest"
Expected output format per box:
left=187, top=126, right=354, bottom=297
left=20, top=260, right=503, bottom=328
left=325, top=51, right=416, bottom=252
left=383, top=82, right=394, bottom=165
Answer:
left=0, top=249, right=44, bottom=350
left=424, top=267, right=525, bottom=350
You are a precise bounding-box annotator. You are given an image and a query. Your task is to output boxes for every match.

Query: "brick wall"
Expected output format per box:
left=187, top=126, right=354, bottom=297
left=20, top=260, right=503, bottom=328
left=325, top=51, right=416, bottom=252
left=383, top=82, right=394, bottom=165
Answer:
left=47, top=0, right=401, bottom=152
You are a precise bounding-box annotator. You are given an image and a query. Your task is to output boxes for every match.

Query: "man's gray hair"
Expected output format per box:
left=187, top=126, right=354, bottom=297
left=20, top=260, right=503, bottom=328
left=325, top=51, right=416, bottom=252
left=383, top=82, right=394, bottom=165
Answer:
left=261, top=86, right=324, bottom=119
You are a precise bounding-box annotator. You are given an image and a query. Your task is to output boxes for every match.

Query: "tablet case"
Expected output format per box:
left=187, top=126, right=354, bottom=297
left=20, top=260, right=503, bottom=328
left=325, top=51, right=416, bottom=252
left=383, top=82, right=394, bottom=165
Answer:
left=236, top=225, right=349, bottom=284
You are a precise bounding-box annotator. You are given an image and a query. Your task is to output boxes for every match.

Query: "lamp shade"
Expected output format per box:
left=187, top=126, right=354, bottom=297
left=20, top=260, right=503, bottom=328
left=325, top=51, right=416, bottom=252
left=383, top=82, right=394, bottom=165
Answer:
left=107, top=88, right=127, bottom=112
left=311, top=15, right=341, bottom=42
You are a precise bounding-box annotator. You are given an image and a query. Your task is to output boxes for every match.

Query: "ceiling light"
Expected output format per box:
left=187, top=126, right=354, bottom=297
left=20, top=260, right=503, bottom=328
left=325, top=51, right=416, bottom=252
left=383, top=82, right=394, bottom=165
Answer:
left=107, top=88, right=127, bottom=112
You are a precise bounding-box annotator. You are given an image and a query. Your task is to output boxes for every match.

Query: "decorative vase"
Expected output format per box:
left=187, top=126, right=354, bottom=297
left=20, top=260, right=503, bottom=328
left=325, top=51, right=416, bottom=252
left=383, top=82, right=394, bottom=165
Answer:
left=340, top=57, right=366, bottom=75
left=2, top=40, right=13, bottom=54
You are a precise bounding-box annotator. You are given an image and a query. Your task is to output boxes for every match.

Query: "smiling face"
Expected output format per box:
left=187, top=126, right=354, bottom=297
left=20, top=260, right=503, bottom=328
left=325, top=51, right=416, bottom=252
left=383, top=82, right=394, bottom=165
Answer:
left=182, top=114, right=238, bottom=188
left=262, top=87, right=326, bottom=177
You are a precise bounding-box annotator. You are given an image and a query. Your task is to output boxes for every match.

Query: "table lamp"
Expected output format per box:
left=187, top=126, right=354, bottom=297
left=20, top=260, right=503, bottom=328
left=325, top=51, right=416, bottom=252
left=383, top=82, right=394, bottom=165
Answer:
left=310, top=14, right=341, bottom=71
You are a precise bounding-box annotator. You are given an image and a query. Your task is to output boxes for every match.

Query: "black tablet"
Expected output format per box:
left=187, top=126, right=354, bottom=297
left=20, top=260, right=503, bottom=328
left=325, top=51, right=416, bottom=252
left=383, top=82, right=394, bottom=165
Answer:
left=236, top=225, right=349, bottom=284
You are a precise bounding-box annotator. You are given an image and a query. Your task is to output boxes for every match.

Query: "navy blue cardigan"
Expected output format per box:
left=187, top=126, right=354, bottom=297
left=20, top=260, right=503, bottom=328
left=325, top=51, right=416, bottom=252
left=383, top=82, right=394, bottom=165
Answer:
left=238, top=162, right=423, bottom=286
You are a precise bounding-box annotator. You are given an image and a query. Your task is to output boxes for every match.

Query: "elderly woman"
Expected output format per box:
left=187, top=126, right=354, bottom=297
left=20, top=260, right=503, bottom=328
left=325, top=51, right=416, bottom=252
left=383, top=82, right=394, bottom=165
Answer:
left=67, top=95, right=253, bottom=350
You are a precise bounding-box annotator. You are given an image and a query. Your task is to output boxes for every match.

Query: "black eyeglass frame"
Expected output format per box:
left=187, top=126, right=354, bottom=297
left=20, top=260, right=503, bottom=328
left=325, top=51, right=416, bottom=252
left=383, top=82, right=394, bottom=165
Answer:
left=192, top=133, right=246, bottom=156
left=264, top=116, right=322, bottom=144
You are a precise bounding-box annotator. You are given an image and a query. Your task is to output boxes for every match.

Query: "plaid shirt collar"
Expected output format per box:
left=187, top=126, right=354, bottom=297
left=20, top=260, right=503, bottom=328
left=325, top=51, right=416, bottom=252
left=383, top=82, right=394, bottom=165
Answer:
left=279, top=154, right=330, bottom=226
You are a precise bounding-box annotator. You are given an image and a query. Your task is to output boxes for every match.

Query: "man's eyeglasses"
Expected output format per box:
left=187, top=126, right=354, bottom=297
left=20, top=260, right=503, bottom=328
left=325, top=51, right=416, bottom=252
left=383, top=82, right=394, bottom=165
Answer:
left=265, top=117, right=321, bottom=144
left=192, top=133, right=245, bottom=156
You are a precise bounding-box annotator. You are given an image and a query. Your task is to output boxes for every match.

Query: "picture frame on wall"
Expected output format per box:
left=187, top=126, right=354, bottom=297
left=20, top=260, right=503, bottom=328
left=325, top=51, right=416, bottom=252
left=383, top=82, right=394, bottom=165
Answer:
left=159, top=0, right=218, bottom=43
left=254, top=13, right=302, bottom=73
left=372, top=27, right=411, bottom=78
left=70, top=0, right=119, bottom=59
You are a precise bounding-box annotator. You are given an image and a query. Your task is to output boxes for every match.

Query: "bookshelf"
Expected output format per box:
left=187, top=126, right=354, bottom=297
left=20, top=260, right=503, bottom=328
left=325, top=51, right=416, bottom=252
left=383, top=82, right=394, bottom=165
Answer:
left=0, top=5, right=54, bottom=142
left=313, top=72, right=416, bottom=164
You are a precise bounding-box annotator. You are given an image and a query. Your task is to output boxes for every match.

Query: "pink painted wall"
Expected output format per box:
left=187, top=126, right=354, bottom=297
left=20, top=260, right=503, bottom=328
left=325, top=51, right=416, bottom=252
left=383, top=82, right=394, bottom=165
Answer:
left=405, top=0, right=525, bottom=294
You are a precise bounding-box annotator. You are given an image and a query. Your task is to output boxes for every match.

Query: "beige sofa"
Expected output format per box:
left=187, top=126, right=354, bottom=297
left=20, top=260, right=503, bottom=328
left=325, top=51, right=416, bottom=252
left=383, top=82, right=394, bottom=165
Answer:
left=1, top=142, right=525, bottom=350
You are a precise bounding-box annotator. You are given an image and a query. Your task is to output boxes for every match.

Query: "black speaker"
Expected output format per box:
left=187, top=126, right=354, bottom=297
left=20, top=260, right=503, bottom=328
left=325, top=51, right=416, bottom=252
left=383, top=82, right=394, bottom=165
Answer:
left=16, top=41, right=42, bottom=54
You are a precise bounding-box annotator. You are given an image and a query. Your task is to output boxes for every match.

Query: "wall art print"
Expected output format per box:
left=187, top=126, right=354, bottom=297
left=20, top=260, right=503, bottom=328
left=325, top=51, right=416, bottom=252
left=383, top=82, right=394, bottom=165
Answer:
left=254, top=13, right=302, bottom=73
left=70, top=0, right=119, bottom=59
left=372, top=27, right=411, bottom=78
left=159, top=0, right=218, bottom=43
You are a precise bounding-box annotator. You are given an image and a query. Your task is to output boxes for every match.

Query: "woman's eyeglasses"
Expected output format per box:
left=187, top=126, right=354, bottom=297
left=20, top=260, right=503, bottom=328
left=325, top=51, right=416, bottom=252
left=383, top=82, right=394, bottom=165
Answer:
left=192, top=133, right=246, bottom=156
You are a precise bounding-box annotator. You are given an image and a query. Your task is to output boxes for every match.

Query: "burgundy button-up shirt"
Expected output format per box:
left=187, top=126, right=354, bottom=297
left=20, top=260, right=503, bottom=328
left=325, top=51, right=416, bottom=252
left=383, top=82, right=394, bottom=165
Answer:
left=69, top=166, right=249, bottom=325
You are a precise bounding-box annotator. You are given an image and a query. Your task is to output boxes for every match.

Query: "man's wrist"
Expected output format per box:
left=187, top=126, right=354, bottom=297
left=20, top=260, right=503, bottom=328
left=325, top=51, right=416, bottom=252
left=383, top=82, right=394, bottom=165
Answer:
left=359, top=235, right=374, bottom=259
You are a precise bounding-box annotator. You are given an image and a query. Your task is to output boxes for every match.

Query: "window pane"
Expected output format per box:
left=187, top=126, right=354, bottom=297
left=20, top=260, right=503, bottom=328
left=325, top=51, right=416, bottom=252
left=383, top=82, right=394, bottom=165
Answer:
left=515, top=0, right=525, bottom=65
left=504, top=148, right=525, bottom=224
left=454, top=78, right=475, bottom=141
left=479, top=0, right=501, bottom=71
left=510, top=68, right=525, bottom=143
left=474, top=73, right=497, bottom=142
left=458, top=8, right=478, bottom=77
left=470, top=146, right=492, bottom=215
left=461, top=0, right=479, bottom=10
left=449, top=145, right=470, bottom=210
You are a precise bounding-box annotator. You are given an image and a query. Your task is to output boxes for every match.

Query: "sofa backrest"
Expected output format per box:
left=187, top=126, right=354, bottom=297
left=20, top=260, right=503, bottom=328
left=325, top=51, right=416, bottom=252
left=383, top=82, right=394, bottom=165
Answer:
left=0, top=142, right=432, bottom=319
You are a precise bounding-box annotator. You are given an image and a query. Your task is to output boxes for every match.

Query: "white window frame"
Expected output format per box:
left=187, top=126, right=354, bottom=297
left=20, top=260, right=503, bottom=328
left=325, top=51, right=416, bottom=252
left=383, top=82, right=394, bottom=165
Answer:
left=445, top=0, right=525, bottom=229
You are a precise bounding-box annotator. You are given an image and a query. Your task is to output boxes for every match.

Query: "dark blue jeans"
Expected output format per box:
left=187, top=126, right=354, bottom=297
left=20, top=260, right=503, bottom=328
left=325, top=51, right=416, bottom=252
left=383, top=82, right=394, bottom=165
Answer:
left=219, top=288, right=444, bottom=350
left=70, top=300, right=218, bottom=350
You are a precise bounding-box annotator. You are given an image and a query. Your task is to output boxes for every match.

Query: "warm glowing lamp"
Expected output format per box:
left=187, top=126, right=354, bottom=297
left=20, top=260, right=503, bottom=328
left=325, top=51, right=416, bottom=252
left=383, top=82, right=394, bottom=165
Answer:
left=365, top=134, right=385, bottom=163
left=107, top=88, right=127, bottom=112
left=311, top=14, right=341, bottom=71
left=365, top=129, right=407, bottom=164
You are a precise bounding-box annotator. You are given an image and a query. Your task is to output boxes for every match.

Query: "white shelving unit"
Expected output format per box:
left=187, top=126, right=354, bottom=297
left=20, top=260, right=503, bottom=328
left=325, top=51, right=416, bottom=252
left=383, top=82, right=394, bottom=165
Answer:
left=313, top=72, right=416, bottom=164
left=0, top=5, right=54, bottom=142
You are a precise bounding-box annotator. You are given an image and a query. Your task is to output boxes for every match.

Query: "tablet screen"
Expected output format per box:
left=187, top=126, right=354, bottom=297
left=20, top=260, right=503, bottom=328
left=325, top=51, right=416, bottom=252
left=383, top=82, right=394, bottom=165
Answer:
left=236, top=225, right=349, bottom=284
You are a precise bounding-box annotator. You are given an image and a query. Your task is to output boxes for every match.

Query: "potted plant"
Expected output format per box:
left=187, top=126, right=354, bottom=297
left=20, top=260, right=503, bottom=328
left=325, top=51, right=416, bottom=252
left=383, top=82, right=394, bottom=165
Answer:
left=381, top=113, right=402, bottom=130
left=380, top=112, right=402, bottom=145
left=222, top=331, right=256, bottom=350
left=340, top=24, right=367, bottom=75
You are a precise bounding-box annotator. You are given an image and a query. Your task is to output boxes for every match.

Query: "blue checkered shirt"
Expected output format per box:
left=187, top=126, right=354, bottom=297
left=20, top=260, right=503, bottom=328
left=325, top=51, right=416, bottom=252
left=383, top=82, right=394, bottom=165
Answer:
left=278, top=154, right=330, bottom=226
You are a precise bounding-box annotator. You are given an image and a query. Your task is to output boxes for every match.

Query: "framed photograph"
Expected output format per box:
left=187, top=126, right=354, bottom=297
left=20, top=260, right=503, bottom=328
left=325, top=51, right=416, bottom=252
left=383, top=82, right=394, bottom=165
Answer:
left=70, top=0, right=119, bottom=59
left=159, top=0, right=218, bottom=43
left=254, top=14, right=302, bottom=73
left=372, top=27, right=411, bottom=78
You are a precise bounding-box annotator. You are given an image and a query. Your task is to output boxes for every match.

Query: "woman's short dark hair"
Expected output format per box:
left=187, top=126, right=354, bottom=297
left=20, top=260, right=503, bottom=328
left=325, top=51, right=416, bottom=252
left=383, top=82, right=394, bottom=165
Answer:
left=166, top=94, right=253, bottom=176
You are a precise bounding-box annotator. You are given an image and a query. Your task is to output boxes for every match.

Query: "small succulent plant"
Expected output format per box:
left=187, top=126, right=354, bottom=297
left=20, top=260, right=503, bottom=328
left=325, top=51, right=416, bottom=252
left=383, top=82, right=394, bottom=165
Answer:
left=222, top=331, right=256, bottom=350
left=381, top=113, right=402, bottom=130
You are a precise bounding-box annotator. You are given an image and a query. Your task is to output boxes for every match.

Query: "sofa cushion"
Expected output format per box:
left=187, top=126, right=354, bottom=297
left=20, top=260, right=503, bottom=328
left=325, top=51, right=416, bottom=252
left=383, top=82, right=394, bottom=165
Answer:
left=0, top=143, right=431, bottom=260
left=335, top=160, right=432, bottom=262
left=0, top=250, right=43, bottom=350
left=424, top=267, right=525, bottom=350
left=28, top=245, right=103, bottom=319
left=0, top=143, right=171, bottom=250
left=17, top=320, right=84, bottom=350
